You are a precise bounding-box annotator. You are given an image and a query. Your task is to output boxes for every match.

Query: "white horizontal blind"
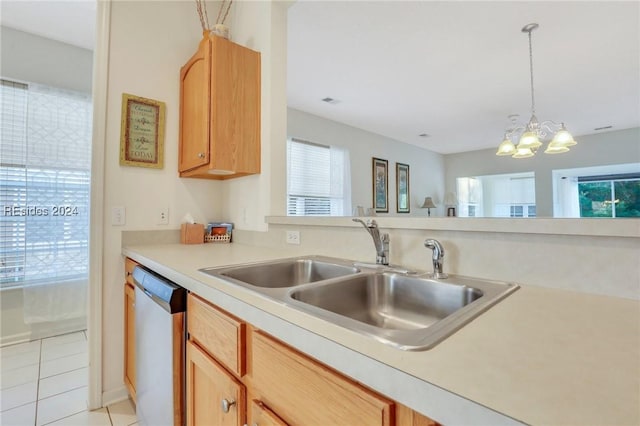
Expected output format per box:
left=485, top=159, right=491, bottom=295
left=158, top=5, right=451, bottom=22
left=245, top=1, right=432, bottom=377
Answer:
left=0, top=79, right=91, bottom=288
left=287, top=138, right=350, bottom=216
left=287, top=139, right=332, bottom=215
left=1, top=80, right=28, bottom=285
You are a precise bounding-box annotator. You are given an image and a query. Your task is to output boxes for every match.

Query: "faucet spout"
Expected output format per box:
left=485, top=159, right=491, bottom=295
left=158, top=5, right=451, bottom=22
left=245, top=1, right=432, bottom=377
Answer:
left=424, top=239, right=448, bottom=278
left=353, top=219, right=389, bottom=265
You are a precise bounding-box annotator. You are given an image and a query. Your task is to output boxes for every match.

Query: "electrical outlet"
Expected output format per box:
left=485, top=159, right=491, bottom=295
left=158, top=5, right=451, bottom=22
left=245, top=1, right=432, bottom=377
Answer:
left=112, top=206, right=126, bottom=226
left=286, top=230, right=300, bottom=245
left=157, top=207, right=169, bottom=225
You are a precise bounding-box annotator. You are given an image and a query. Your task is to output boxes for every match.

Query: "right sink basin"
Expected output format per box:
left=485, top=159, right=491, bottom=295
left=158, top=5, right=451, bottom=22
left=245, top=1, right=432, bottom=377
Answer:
left=287, top=272, right=519, bottom=350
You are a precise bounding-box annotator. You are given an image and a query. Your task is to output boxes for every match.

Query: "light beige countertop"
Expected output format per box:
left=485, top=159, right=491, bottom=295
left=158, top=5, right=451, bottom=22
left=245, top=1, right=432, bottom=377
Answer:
left=123, top=242, right=640, bottom=426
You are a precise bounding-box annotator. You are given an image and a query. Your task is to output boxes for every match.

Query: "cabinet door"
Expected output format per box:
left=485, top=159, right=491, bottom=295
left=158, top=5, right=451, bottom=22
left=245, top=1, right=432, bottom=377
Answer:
left=251, top=331, right=393, bottom=426
left=179, top=37, right=211, bottom=173
left=186, top=340, right=246, bottom=426
left=123, top=282, right=136, bottom=401
left=249, top=399, right=288, bottom=426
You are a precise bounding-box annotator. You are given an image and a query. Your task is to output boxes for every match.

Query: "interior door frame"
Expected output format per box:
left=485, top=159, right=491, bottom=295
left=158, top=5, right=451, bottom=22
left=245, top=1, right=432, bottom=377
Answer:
left=88, top=0, right=111, bottom=410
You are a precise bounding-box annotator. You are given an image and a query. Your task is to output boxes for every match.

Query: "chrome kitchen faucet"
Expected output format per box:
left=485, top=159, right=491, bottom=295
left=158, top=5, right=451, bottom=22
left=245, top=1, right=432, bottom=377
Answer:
left=352, top=219, right=389, bottom=265
left=424, top=239, right=448, bottom=279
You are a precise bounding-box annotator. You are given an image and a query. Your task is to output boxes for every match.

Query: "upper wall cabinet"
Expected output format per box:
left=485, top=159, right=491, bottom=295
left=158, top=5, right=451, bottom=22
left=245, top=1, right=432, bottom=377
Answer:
left=179, top=34, right=261, bottom=180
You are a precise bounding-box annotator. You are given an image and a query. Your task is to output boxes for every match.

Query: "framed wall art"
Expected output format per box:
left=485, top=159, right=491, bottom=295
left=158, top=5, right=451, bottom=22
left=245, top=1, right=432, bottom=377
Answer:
left=396, top=162, right=410, bottom=213
left=119, top=93, right=166, bottom=169
left=372, top=157, right=388, bottom=213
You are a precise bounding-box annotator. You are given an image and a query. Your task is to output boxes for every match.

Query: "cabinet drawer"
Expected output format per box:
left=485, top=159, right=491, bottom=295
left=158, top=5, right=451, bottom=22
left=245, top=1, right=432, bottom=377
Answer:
left=125, top=258, right=138, bottom=285
left=187, top=294, right=246, bottom=376
left=251, top=331, right=393, bottom=426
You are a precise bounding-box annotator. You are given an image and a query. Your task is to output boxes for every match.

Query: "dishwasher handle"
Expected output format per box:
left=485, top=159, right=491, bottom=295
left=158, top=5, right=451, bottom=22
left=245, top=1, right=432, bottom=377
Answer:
left=132, top=266, right=186, bottom=314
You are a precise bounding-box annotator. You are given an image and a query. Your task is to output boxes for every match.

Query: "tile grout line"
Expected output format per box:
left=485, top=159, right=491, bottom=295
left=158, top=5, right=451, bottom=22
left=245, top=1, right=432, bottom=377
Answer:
left=39, top=366, right=88, bottom=383
left=34, top=338, right=42, bottom=426
left=39, top=406, right=88, bottom=426
left=37, top=384, right=88, bottom=404
left=106, top=404, right=114, bottom=426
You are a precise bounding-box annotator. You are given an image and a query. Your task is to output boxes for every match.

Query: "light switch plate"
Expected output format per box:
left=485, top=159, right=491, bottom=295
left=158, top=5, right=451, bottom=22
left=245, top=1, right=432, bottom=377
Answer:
left=112, top=206, right=126, bottom=226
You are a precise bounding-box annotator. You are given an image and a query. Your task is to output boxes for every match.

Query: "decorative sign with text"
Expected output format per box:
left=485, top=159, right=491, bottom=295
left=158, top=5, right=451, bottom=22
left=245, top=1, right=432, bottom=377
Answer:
left=119, top=93, right=166, bottom=169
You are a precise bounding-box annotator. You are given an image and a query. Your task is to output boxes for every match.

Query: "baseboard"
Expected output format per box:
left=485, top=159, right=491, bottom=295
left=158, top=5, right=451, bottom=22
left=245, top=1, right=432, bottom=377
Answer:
left=0, top=331, right=32, bottom=347
left=102, top=386, right=130, bottom=408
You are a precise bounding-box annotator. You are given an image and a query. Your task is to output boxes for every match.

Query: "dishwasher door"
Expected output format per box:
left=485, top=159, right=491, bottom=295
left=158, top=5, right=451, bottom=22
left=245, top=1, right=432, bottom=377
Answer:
left=133, top=266, right=186, bottom=426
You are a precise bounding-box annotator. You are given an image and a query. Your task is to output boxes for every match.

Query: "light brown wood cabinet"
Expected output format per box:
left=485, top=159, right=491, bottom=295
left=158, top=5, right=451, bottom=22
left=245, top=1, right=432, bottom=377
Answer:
left=184, top=293, right=440, bottom=426
left=186, top=340, right=246, bottom=426
left=179, top=34, right=261, bottom=180
left=124, top=258, right=138, bottom=402
left=250, top=330, right=393, bottom=425
left=249, top=399, right=288, bottom=426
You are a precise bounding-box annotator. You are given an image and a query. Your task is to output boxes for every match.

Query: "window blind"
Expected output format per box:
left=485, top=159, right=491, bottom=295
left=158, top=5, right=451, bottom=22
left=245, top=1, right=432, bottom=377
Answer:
left=0, top=79, right=91, bottom=288
left=286, top=138, right=349, bottom=216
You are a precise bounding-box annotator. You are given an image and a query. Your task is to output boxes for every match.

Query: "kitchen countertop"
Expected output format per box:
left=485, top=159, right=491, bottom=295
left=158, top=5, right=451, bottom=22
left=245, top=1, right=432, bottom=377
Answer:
left=123, top=242, right=640, bottom=425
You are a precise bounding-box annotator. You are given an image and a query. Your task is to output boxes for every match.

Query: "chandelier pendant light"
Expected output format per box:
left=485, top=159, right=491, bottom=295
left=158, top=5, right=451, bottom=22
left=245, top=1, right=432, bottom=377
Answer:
left=496, top=23, right=577, bottom=158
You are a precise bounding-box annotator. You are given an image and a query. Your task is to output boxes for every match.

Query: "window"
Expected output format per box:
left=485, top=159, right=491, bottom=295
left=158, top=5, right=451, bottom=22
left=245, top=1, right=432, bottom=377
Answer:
left=578, top=173, right=640, bottom=218
left=457, top=173, right=535, bottom=218
left=286, top=138, right=351, bottom=216
left=0, top=79, right=92, bottom=288
left=456, top=177, right=483, bottom=217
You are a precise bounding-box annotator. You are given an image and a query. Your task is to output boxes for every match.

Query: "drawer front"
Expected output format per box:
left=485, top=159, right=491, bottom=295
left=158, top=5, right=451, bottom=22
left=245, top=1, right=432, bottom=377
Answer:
left=251, top=331, right=393, bottom=426
left=125, top=258, right=138, bottom=285
left=187, top=294, right=246, bottom=376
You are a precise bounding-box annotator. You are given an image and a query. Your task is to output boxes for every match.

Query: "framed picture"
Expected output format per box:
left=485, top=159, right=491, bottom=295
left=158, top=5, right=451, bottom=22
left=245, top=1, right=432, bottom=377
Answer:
left=119, top=93, right=166, bottom=169
left=396, top=162, right=410, bottom=213
left=372, top=157, right=388, bottom=213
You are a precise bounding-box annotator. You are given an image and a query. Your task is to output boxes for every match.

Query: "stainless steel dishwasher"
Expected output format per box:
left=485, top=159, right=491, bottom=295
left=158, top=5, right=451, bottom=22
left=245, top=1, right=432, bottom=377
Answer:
left=132, top=265, right=186, bottom=426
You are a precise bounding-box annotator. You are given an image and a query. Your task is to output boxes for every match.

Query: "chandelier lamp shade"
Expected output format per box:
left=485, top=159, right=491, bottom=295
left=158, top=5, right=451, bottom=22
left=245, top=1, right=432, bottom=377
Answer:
left=496, top=23, right=577, bottom=158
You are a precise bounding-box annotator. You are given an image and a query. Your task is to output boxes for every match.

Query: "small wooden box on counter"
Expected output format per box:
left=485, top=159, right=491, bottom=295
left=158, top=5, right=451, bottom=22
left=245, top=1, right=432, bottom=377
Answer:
left=180, top=223, right=204, bottom=244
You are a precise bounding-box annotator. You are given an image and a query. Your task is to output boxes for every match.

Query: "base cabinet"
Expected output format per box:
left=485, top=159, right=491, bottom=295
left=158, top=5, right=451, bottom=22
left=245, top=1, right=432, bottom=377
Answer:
left=186, top=340, right=246, bottom=426
left=248, top=400, right=288, bottom=426
left=251, top=330, right=393, bottom=425
left=123, top=258, right=138, bottom=402
left=183, top=292, right=440, bottom=426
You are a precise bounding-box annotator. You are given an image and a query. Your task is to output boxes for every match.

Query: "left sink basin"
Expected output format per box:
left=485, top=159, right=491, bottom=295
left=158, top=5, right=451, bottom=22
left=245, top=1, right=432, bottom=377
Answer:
left=200, top=256, right=360, bottom=288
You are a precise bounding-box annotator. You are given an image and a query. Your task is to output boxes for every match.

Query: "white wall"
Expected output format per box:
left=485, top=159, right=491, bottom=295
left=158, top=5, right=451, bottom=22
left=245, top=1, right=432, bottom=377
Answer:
left=101, top=0, right=226, bottom=400
left=444, top=127, right=640, bottom=216
left=100, top=0, right=287, bottom=402
left=288, top=108, right=445, bottom=216
left=0, top=26, right=93, bottom=93
left=223, top=2, right=290, bottom=227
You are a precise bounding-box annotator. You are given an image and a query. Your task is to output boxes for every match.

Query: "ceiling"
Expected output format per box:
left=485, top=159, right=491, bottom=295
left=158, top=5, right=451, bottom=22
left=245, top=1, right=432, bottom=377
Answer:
left=287, top=1, right=640, bottom=154
left=2, top=1, right=638, bottom=155
left=0, top=0, right=95, bottom=50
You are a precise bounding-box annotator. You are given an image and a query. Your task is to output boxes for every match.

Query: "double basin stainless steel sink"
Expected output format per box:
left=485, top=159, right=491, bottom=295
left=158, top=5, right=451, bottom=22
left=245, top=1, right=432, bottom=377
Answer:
left=200, top=256, right=518, bottom=350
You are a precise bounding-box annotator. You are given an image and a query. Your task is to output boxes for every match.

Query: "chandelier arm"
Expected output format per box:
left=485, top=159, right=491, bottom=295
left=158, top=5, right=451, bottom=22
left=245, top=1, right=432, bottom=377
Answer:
left=506, top=125, right=526, bottom=139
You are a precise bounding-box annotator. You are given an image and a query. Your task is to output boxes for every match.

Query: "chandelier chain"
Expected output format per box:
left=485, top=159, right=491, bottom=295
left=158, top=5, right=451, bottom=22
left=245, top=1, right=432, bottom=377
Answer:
left=528, top=30, right=536, bottom=115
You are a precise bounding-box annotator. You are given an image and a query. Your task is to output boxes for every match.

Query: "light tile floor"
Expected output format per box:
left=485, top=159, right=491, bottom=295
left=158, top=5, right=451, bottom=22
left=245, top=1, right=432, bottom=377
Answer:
left=1, top=331, right=138, bottom=426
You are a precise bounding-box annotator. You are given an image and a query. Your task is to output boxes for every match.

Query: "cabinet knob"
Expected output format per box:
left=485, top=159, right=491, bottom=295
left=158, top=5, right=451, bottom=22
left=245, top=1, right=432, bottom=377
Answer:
left=197, top=152, right=205, bottom=159
left=221, top=398, right=236, bottom=413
